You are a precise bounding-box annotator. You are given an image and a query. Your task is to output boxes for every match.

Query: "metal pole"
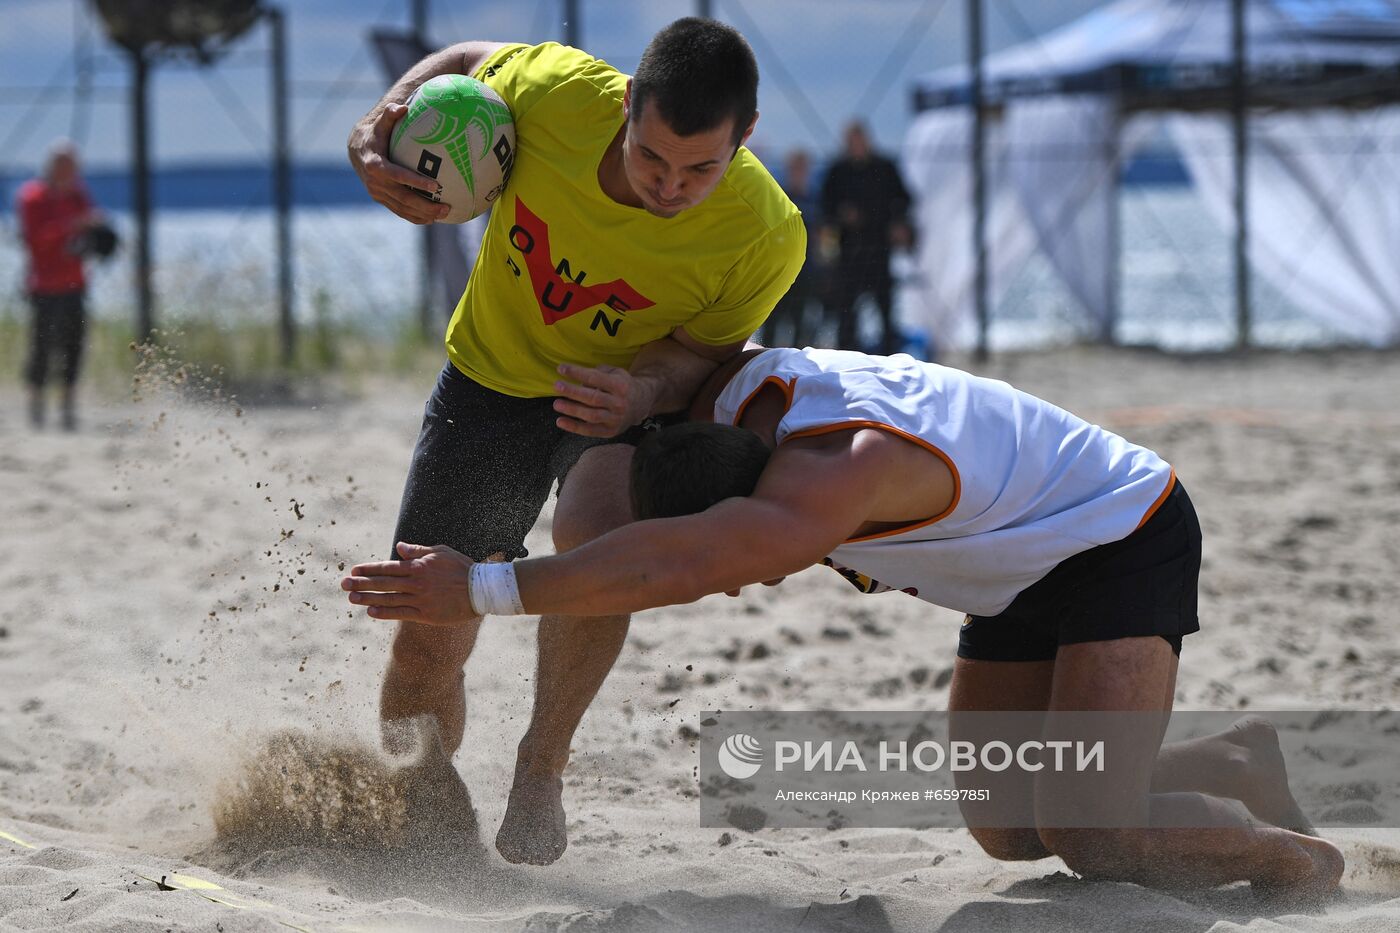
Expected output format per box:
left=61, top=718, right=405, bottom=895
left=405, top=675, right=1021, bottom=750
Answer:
left=1231, top=0, right=1250, bottom=350
left=131, top=46, right=154, bottom=343
left=71, top=2, right=93, bottom=144
left=564, top=0, right=580, bottom=47
left=697, top=0, right=714, bottom=18
left=412, top=0, right=434, bottom=340
left=1104, top=112, right=1122, bottom=346
left=968, top=0, right=989, bottom=362
left=269, top=6, right=295, bottom=366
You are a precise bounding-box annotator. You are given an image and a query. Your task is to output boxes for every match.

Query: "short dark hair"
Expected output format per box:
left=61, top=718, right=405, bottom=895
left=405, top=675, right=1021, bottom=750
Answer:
left=631, top=18, right=758, bottom=146
left=630, top=422, right=772, bottom=521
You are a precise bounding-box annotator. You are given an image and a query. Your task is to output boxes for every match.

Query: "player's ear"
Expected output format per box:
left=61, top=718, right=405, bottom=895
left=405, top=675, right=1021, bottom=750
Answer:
left=739, top=111, right=758, bottom=147
left=623, top=79, right=632, bottom=119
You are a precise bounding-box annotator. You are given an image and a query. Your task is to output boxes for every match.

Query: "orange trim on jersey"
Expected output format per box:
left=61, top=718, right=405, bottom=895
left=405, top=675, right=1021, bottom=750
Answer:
left=780, top=420, right=962, bottom=543
left=733, top=374, right=797, bottom=426
left=1133, top=469, right=1177, bottom=531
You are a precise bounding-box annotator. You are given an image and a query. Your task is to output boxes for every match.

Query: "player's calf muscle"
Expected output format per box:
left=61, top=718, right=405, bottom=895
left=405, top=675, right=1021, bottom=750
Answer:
left=969, top=827, right=1051, bottom=862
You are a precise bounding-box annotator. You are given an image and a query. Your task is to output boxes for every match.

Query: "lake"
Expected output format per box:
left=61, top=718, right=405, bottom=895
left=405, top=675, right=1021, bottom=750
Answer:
left=0, top=188, right=1340, bottom=353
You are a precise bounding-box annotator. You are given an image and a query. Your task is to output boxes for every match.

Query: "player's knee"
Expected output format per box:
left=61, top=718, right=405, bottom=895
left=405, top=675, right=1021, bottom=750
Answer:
left=553, top=448, right=635, bottom=552
left=1037, top=827, right=1147, bottom=881
left=552, top=504, right=619, bottom=553
left=968, top=826, right=1051, bottom=862
left=389, top=622, right=473, bottom=675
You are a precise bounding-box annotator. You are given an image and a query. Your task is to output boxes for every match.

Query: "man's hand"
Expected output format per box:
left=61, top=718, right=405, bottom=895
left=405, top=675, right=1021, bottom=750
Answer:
left=553, top=363, right=655, bottom=438
left=347, top=103, right=450, bottom=225
left=341, top=542, right=481, bottom=626
left=724, top=576, right=787, bottom=598
left=557, top=330, right=743, bottom=438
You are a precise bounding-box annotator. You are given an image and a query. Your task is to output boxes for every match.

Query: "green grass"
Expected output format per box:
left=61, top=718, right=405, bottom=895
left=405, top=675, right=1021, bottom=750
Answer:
left=0, top=299, right=445, bottom=401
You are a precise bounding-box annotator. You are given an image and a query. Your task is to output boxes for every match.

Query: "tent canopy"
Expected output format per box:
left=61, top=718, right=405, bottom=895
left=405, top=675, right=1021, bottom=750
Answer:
left=899, top=0, right=1400, bottom=350
left=913, top=0, right=1400, bottom=111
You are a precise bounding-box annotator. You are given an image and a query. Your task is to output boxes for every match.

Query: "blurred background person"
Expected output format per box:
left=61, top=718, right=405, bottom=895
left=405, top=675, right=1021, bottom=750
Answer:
left=759, top=149, right=824, bottom=348
left=18, top=140, right=103, bottom=431
left=821, top=120, right=911, bottom=354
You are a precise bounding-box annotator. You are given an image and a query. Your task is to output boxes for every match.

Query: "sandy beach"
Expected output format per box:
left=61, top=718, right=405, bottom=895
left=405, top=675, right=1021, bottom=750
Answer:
left=3, top=346, right=1400, bottom=932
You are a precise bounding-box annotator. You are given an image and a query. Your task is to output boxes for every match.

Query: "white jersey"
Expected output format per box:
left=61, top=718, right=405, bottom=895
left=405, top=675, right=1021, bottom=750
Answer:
left=712, top=349, right=1175, bottom=617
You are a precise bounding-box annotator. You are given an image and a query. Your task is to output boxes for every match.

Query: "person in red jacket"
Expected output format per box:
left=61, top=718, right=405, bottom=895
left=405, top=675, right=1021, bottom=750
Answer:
left=18, top=141, right=101, bottom=431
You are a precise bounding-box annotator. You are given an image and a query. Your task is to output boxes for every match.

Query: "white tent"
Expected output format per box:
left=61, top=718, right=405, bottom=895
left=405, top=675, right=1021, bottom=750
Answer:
left=902, top=0, right=1400, bottom=350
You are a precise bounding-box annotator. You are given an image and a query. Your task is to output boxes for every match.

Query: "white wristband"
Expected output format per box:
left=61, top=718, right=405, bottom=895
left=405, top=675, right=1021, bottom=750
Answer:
left=469, top=561, right=526, bottom=616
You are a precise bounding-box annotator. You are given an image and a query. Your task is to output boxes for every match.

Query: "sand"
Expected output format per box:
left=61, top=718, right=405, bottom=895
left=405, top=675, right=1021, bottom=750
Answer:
left=3, top=346, right=1400, bottom=932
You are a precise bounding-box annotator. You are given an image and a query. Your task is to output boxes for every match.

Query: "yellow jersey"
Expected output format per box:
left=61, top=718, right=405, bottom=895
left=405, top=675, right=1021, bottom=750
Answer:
left=446, top=42, right=806, bottom=398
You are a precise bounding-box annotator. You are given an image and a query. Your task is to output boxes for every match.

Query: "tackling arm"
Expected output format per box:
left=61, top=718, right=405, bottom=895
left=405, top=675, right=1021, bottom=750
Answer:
left=631, top=330, right=746, bottom=416
left=552, top=330, right=746, bottom=438
left=513, top=444, right=875, bottom=616
left=343, top=431, right=909, bottom=626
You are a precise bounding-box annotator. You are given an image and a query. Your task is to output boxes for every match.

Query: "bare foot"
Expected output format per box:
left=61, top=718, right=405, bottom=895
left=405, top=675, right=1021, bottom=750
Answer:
left=381, top=716, right=426, bottom=756
left=400, top=717, right=481, bottom=850
left=495, top=769, right=568, bottom=865
left=1251, top=830, right=1345, bottom=904
left=1224, top=716, right=1318, bottom=836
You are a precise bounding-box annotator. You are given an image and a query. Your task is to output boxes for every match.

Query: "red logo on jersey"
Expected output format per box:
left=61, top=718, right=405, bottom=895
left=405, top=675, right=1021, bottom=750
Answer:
left=506, top=197, right=656, bottom=326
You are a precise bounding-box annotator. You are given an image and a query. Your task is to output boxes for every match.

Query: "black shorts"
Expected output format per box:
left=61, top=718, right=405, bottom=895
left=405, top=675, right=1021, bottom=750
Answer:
left=957, top=480, right=1202, bottom=662
left=390, top=362, right=663, bottom=562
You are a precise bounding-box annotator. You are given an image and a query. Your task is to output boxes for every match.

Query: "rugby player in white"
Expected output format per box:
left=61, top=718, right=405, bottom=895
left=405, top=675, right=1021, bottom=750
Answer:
left=345, top=348, right=1343, bottom=899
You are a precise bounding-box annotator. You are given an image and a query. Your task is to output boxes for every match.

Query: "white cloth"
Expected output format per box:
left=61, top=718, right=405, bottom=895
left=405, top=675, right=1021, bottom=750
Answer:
left=469, top=560, right=524, bottom=616
left=713, top=348, right=1174, bottom=617
left=1004, top=98, right=1155, bottom=337
left=1170, top=107, right=1400, bottom=346
left=902, top=0, right=1400, bottom=349
left=900, top=108, right=1038, bottom=350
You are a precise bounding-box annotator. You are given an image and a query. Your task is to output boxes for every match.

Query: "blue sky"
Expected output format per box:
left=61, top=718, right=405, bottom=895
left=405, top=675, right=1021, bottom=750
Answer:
left=0, top=0, right=1103, bottom=172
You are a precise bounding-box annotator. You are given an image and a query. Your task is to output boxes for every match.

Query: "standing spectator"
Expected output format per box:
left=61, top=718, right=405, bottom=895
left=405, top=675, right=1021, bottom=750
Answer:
left=18, top=141, right=100, bottom=431
left=759, top=149, right=822, bottom=347
left=820, top=121, right=911, bottom=354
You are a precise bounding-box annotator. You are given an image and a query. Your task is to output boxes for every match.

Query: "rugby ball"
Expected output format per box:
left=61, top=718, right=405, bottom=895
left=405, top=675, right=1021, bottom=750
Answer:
left=389, top=74, right=516, bottom=223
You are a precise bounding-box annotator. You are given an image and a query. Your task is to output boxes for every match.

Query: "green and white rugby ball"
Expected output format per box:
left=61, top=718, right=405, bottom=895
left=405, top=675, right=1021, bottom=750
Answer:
left=389, top=74, right=516, bottom=223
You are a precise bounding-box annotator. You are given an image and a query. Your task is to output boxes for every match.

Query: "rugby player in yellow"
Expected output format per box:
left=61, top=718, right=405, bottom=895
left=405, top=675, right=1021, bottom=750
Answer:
left=346, top=19, right=804, bottom=865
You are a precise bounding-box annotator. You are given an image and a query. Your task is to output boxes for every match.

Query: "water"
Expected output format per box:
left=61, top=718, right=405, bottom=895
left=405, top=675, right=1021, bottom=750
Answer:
left=1, top=204, right=420, bottom=334
left=0, top=188, right=1345, bottom=351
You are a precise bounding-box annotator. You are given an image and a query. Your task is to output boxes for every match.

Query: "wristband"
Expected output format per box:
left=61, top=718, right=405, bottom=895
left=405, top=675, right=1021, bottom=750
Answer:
left=469, top=561, right=526, bottom=616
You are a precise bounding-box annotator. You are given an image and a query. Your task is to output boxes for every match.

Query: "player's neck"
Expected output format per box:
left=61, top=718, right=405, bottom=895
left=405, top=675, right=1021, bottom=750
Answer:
left=735, top=382, right=786, bottom=450
left=597, top=125, right=644, bottom=209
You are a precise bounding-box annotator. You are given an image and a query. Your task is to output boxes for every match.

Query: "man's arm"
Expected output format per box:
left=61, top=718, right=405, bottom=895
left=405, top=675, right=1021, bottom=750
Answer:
left=515, top=495, right=849, bottom=617
left=342, top=441, right=879, bottom=622
left=347, top=40, right=511, bottom=224
left=554, top=198, right=805, bottom=437
left=820, top=161, right=847, bottom=238
left=886, top=158, right=914, bottom=248
left=552, top=329, right=746, bottom=438
left=889, top=159, right=912, bottom=218
left=633, top=328, right=744, bottom=415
